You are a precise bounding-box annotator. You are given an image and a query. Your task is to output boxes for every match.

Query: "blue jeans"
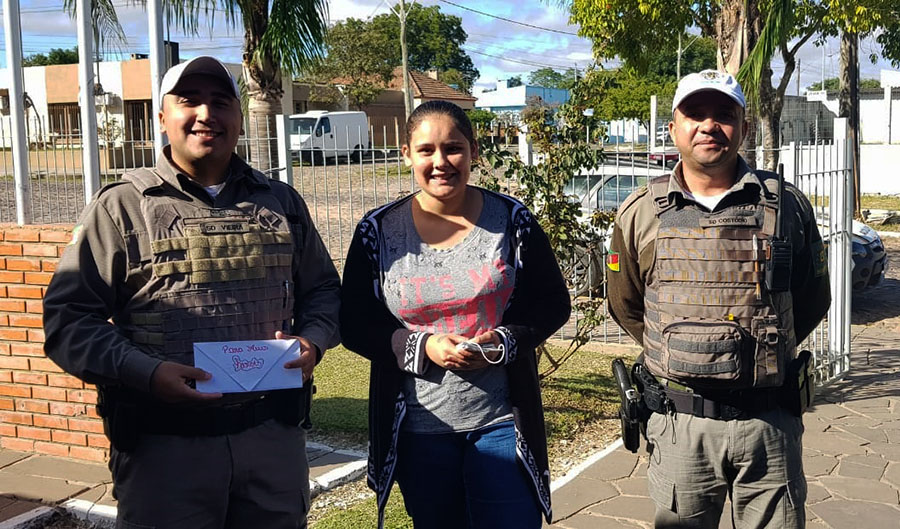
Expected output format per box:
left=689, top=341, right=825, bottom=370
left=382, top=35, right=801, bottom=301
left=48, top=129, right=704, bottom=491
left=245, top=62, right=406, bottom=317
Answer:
left=395, top=420, right=542, bottom=529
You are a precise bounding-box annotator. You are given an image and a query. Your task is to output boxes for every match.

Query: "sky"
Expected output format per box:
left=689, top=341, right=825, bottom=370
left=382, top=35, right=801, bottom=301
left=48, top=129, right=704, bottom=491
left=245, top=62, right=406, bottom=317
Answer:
left=1, top=0, right=898, bottom=95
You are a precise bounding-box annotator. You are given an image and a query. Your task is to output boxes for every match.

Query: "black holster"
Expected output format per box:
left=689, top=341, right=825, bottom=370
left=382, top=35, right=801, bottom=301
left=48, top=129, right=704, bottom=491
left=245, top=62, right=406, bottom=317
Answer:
left=97, top=386, right=140, bottom=453
left=780, top=350, right=815, bottom=417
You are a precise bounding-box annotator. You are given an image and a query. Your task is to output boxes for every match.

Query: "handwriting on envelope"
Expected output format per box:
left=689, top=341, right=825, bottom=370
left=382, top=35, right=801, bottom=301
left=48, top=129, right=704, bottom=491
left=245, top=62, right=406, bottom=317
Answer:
left=193, top=339, right=302, bottom=394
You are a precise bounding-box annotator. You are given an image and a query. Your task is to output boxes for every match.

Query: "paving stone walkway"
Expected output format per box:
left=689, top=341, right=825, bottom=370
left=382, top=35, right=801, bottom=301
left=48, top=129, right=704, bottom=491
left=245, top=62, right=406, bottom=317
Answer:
left=547, top=319, right=900, bottom=529
left=0, top=440, right=365, bottom=526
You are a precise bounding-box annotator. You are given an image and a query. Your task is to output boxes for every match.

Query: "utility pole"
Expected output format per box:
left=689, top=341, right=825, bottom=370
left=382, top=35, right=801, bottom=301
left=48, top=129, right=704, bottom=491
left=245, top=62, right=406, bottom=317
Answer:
left=396, top=0, right=415, bottom=119
left=796, top=59, right=800, bottom=96
left=677, top=33, right=681, bottom=80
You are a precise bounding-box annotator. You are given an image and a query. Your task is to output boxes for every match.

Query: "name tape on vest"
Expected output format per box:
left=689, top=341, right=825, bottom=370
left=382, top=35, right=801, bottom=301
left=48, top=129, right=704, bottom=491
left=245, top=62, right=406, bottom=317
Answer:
left=200, top=221, right=251, bottom=234
left=699, top=216, right=759, bottom=228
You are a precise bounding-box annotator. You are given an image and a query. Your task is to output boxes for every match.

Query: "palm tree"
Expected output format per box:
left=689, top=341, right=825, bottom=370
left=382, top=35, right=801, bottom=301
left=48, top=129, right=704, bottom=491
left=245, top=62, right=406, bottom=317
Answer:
left=66, top=0, right=329, bottom=171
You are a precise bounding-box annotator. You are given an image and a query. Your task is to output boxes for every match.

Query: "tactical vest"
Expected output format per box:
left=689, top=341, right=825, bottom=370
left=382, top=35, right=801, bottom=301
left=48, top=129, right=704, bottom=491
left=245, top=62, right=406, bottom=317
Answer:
left=642, top=174, right=796, bottom=390
left=116, top=168, right=295, bottom=366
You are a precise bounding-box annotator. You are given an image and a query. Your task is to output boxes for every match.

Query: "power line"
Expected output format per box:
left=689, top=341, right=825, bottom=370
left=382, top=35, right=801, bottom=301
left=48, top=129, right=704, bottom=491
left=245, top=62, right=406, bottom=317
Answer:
left=435, top=0, right=579, bottom=36
left=462, top=46, right=571, bottom=70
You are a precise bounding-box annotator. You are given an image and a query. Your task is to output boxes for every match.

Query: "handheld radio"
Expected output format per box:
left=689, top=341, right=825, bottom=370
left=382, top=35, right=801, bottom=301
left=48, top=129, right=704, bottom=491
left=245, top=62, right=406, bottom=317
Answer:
left=765, top=164, right=792, bottom=292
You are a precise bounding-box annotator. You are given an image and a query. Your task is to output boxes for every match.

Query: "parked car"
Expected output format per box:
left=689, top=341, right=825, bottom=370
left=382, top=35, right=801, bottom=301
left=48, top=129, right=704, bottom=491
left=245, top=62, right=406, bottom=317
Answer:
left=649, top=149, right=679, bottom=168
left=849, top=220, right=889, bottom=292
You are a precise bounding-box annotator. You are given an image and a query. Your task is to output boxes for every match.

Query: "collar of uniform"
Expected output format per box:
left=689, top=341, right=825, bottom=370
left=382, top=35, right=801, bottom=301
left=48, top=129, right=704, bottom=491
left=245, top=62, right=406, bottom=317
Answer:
left=151, top=148, right=271, bottom=193
left=667, top=156, right=764, bottom=203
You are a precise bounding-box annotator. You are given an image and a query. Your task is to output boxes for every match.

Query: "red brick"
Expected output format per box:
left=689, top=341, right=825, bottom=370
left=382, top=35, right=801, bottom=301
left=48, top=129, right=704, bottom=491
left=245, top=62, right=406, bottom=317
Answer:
left=0, top=328, right=27, bottom=341
left=0, top=397, right=13, bottom=410
left=6, top=285, right=42, bottom=299
left=32, top=386, right=67, bottom=401
left=85, top=405, right=100, bottom=419
left=0, top=423, right=16, bottom=436
left=0, top=410, right=32, bottom=425
left=0, top=243, right=23, bottom=256
left=47, top=374, right=83, bottom=389
left=21, top=243, right=58, bottom=258
left=52, top=430, right=87, bottom=446
left=4, top=229, right=40, bottom=243
left=11, top=343, right=44, bottom=357
left=69, top=445, right=107, bottom=462
left=15, top=399, right=49, bottom=414
left=0, top=285, right=6, bottom=297
left=0, top=343, right=9, bottom=355
left=40, top=230, right=74, bottom=244
left=28, top=329, right=44, bottom=343
left=2, top=437, right=34, bottom=452
left=13, top=372, right=48, bottom=385
left=0, top=371, right=10, bottom=383
left=68, top=418, right=104, bottom=434
left=0, top=300, right=25, bottom=312
left=0, top=271, right=24, bottom=283
left=0, top=315, right=8, bottom=326
left=0, top=384, right=30, bottom=398
left=33, top=415, right=67, bottom=429
left=5, top=258, right=41, bottom=272
left=18, top=426, right=52, bottom=441
left=0, top=356, right=29, bottom=370
left=49, top=402, right=85, bottom=416
left=86, top=433, right=110, bottom=449
left=0, top=257, right=5, bottom=269
left=28, top=357, right=63, bottom=373
left=9, top=314, right=43, bottom=328
left=33, top=440, right=68, bottom=457
left=41, top=260, right=58, bottom=273
left=24, top=273, right=52, bottom=286
left=25, top=300, right=43, bottom=314
left=67, top=389, right=97, bottom=404
left=57, top=246, right=68, bottom=258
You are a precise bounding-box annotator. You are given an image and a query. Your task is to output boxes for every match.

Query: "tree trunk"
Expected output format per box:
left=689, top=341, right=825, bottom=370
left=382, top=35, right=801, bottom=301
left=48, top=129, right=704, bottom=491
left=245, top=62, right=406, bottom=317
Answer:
left=839, top=31, right=861, bottom=217
left=715, top=0, right=762, bottom=168
left=242, top=1, right=282, bottom=173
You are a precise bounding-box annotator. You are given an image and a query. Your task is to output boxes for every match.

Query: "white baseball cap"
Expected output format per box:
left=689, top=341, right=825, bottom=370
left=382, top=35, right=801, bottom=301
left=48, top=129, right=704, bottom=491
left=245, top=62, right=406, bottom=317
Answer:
left=159, top=56, right=240, bottom=105
left=671, top=69, right=745, bottom=115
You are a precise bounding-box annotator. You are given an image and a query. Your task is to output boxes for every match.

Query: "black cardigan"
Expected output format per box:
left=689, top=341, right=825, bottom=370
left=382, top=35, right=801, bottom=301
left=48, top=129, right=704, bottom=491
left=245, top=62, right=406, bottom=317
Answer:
left=339, top=189, right=571, bottom=527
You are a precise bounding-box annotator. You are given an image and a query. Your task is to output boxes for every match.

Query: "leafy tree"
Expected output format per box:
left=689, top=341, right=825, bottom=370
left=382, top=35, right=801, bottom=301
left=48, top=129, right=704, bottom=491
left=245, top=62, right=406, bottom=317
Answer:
left=466, top=108, right=497, bottom=130
left=312, top=17, right=395, bottom=109
left=528, top=68, right=565, bottom=89
left=646, top=35, right=718, bottom=79
left=439, top=68, right=470, bottom=94
left=507, top=76, right=524, bottom=88
left=23, top=47, right=80, bottom=67
left=807, top=77, right=883, bottom=92
left=589, top=70, right=676, bottom=132
left=369, top=4, right=479, bottom=92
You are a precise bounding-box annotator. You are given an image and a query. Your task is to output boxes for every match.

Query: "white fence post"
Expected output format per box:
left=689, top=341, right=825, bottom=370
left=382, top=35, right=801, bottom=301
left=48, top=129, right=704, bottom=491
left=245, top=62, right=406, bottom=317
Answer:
left=3, top=0, right=33, bottom=225
left=77, top=0, right=100, bottom=204
left=829, top=117, right=852, bottom=380
left=276, top=114, right=292, bottom=186
left=149, top=0, right=167, bottom=157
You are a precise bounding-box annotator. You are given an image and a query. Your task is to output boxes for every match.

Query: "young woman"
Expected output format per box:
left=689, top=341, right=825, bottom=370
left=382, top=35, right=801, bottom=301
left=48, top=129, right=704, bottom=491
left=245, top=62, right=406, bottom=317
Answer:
left=340, top=100, right=570, bottom=529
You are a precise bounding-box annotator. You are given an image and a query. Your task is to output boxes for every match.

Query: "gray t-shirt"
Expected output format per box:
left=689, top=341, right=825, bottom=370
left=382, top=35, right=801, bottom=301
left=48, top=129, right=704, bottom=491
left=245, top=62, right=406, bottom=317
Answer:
left=382, top=191, right=515, bottom=433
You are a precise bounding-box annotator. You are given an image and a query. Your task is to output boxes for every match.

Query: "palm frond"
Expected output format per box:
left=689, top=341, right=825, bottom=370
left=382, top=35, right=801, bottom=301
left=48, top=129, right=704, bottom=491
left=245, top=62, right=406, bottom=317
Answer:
left=255, top=0, right=329, bottom=77
left=737, top=0, right=794, bottom=106
left=62, top=0, right=131, bottom=55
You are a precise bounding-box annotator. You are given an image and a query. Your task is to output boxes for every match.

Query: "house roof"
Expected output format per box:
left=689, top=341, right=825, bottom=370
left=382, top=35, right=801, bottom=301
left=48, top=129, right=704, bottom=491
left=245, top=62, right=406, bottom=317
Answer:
left=389, top=68, right=476, bottom=102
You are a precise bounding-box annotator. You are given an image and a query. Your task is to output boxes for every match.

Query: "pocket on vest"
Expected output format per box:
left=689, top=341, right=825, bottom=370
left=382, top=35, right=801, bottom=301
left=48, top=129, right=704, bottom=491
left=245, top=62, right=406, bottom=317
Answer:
left=662, top=320, right=746, bottom=384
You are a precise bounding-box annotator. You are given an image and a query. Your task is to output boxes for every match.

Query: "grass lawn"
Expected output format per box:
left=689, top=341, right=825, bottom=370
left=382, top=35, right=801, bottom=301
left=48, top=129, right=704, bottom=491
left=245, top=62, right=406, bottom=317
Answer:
left=309, top=342, right=629, bottom=528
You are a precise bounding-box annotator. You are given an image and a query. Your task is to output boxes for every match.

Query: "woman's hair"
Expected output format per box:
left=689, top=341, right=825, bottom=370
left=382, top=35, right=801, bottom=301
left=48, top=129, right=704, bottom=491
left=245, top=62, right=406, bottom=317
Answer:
left=404, top=100, right=475, bottom=147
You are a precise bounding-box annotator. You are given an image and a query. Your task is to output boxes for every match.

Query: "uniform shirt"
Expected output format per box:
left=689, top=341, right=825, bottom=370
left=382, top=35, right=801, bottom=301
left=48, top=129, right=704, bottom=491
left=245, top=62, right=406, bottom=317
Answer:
left=42, top=150, right=341, bottom=394
left=607, top=157, right=831, bottom=348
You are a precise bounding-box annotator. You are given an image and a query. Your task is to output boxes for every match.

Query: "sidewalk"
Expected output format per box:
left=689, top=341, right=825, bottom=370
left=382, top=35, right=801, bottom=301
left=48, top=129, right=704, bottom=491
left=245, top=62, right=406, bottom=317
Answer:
left=0, top=439, right=366, bottom=527
left=547, top=320, right=900, bottom=528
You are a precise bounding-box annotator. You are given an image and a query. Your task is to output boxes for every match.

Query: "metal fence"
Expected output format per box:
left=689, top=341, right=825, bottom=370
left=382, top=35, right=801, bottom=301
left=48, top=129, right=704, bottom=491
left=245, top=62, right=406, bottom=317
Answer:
left=0, top=112, right=853, bottom=383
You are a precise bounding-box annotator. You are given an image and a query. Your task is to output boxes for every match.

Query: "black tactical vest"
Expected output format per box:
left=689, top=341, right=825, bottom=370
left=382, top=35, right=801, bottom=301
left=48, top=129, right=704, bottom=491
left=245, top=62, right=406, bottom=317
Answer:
left=642, top=174, right=796, bottom=390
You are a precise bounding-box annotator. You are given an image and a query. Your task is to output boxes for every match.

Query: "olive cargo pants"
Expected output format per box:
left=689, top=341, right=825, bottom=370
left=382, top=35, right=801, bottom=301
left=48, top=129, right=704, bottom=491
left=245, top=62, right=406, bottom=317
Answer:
left=646, top=407, right=806, bottom=529
left=110, top=419, right=310, bottom=529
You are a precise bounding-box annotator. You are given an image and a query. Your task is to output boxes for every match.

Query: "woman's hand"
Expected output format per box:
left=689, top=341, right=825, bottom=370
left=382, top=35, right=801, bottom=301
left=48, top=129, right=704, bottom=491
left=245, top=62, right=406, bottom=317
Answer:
left=425, top=333, right=472, bottom=370
left=467, top=330, right=504, bottom=366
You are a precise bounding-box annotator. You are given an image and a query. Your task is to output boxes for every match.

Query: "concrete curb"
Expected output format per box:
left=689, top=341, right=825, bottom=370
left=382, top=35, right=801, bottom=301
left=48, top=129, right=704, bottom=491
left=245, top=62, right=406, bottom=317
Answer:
left=61, top=499, right=115, bottom=528
left=0, top=507, right=54, bottom=529
left=877, top=229, right=900, bottom=238
left=550, top=439, right=624, bottom=493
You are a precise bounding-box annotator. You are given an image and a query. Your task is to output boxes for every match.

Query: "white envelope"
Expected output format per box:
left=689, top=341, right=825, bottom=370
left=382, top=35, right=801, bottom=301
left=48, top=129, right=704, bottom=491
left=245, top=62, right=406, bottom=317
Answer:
left=193, top=339, right=303, bottom=394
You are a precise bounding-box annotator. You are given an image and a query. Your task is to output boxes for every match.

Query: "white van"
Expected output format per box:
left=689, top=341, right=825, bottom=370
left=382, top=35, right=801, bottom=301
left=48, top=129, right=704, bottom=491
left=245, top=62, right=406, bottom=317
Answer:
left=289, top=111, right=369, bottom=163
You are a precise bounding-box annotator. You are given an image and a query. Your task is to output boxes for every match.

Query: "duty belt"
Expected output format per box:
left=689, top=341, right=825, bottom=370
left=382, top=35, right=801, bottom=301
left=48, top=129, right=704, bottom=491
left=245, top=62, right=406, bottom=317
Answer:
left=140, top=395, right=281, bottom=436
left=635, top=366, right=781, bottom=420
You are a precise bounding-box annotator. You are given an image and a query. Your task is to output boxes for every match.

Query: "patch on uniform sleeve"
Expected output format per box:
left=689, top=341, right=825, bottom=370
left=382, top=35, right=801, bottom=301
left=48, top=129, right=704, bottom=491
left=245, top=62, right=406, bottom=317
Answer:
left=812, top=239, right=827, bottom=277
left=606, top=251, right=620, bottom=272
left=68, top=224, right=83, bottom=246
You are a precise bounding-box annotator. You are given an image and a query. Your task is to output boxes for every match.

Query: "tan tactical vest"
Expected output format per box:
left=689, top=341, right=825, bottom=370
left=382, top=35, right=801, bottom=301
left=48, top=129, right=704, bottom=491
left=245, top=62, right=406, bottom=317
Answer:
left=642, top=174, right=796, bottom=390
left=116, top=169, right=295, bottom=366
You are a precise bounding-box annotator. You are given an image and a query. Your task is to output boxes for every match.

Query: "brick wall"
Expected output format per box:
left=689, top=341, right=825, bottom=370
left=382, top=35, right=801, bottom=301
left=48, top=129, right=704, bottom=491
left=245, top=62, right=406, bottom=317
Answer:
left=0, top=224, right=109, bottom=463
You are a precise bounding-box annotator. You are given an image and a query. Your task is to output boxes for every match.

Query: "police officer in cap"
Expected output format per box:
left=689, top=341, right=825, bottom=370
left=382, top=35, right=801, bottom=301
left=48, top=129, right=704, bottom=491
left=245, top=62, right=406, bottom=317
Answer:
left=607, top=70, right=830, bottom=528
left=43, top=56, right=340, bottom=528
